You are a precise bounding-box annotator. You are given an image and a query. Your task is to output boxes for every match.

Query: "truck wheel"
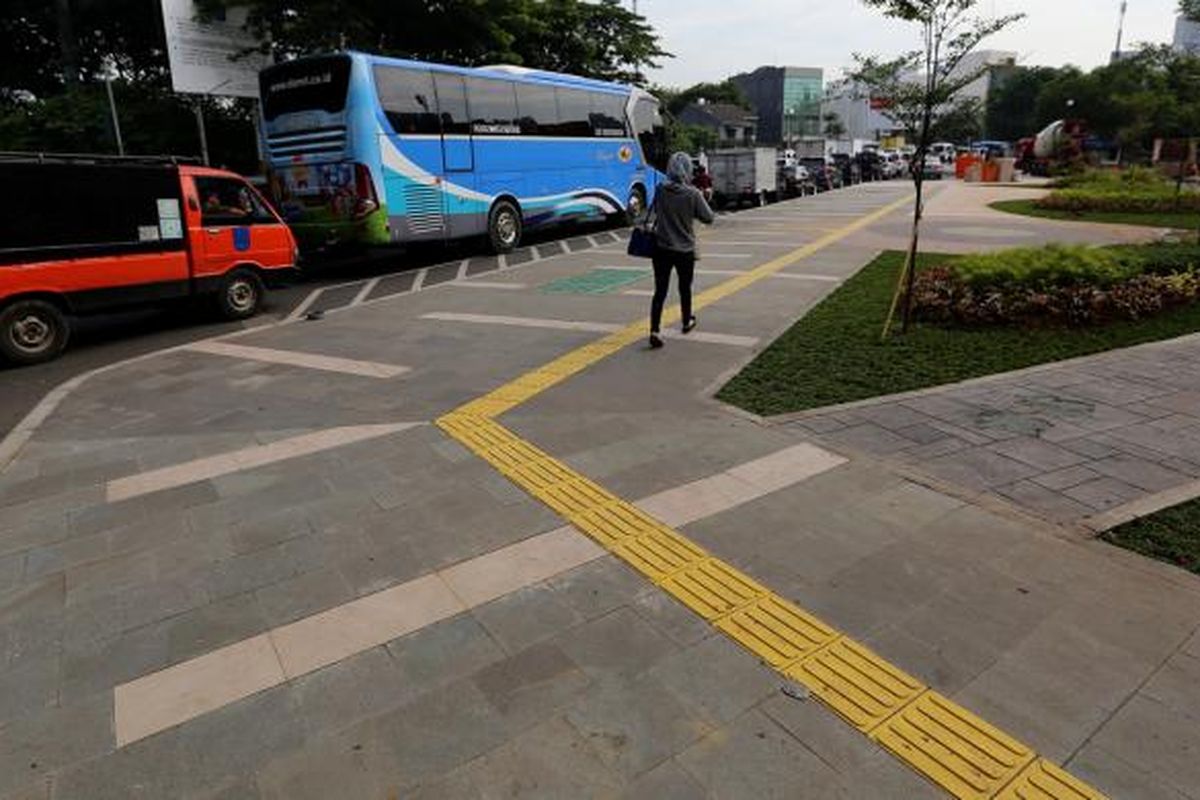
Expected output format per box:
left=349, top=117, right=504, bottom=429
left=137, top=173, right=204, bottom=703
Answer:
left=0, top=299, right=69, bottom=365
left=488, top=199, right=522, bottom=253
left=215, top=269, right=264, bottom=320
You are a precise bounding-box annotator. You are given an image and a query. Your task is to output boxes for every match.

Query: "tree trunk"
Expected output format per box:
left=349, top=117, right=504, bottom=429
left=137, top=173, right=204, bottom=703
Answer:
left=55, top=0, right=80, bottom=86
left=900, top=176, right=925, bottom=333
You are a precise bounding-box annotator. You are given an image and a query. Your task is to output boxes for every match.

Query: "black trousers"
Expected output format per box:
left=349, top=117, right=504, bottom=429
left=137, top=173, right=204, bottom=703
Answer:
left=650, top=250, right=695, bottom=333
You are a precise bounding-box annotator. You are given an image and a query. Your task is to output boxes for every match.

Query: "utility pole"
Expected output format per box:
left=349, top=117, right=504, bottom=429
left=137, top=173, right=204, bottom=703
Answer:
left=1113, top=0, right=1129, bottom=62
left=104, top=77, right=124, bottom=156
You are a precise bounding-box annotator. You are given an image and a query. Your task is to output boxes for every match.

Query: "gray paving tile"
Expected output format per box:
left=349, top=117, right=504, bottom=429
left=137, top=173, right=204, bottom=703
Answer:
left=922, top=447, right=1042, bottom=491
left=823, top=423, right=921, bottom=455
left=676, top=708, right=844, bottom=799
left=1031, top=464, right=1101, bottom=491
left=0, top=696, right=111, bottom=797
left=555, top=607, right=682, bottom=682
left=565, top=673, right=713, bottom=780
left=993, top=480, right=1095, bottom=522
left=289, top=647, right=409, bottom=738
left=253, top=567, right=356, bottom=629
left=386, top=613, right=506, bottom=699
left=472, top=582, right=585, bottom=655
left=622, top=758, right=707, bottom=800
left=988, top=437, right=1087, bottom=471
left=472, top=640, right=591, bottom=730
left=1087, top=694, right=1200, bottom=798
left=1063, top=476, right=1146, bottom=511
left=0, top=655, right=59, bottom=725
left=545, top=556, right=646, bottom=621
left=1068, top=746, right=1191, bottom=800
left=629, top=587, right=714, bottom=648
left=1088, top=455, right=1191, bottom=492
left=164, top=592, right=270, bottom=664
left=649, top=634, right=779, bottom=727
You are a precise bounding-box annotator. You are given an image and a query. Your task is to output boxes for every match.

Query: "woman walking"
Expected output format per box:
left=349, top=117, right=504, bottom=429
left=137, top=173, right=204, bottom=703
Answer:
left=648, top=151, right=715, bottom=349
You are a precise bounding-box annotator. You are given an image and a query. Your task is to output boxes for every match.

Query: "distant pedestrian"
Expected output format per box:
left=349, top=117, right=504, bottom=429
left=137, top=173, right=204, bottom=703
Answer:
left=693, top=164, right=713, bottom=203
left=648, top=151, right=714, bottom=349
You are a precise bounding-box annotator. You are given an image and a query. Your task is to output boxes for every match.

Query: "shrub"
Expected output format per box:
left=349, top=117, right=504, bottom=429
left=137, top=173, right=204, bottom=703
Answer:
left=912, top=243, right=1200, bottom=327
left=1037, top=168, right=1200, bottom=214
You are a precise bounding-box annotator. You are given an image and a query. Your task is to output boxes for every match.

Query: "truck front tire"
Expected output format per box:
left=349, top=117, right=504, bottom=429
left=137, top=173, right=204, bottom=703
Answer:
left=215, top=269, right=264, bottom=321
left=0, top=299, right=69, bottom=366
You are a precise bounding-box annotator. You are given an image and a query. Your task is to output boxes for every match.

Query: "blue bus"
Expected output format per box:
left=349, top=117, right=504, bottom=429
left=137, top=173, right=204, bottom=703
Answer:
left=258, top=52, right=668, bottom=253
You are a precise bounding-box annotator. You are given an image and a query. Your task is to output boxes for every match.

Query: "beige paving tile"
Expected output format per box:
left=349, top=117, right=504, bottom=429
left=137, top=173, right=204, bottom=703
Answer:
left=725, top=443, right=848, bottom=492
left=439, top=528, right=605, bottom=608
left=106, top=423, right=421, bottom=501
left=185, top=340, right=410, bottom=378
left=269, top=573, right=465, bottom=678
left=114, top=633, right=285, bottom=746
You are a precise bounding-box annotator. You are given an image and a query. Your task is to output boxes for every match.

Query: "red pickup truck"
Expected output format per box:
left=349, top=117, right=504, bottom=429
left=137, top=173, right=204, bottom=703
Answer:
left=0, top=154, right=298, bottom=365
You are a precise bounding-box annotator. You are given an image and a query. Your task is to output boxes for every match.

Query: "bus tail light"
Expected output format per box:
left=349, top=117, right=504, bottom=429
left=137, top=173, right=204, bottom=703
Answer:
left=353, top=162, right=379, bottom=219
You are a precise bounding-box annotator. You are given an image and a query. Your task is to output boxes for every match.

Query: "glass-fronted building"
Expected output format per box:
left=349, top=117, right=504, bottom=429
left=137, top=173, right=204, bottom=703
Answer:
left=731, top=66, right=823, bottom=145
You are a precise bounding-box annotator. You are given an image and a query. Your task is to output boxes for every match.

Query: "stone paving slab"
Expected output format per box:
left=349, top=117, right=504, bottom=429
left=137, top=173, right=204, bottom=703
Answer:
left=787, top=334, right=1200, bottom=528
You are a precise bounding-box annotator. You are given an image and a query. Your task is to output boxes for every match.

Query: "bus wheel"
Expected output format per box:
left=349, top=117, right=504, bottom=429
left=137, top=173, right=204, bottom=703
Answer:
left=215, top=269, right=264, bottom=320
left=488, top=200, right=522, bottom=253
left=0, top=299, right=69, bottom=366
left=625, top=186, right=646, bottom=223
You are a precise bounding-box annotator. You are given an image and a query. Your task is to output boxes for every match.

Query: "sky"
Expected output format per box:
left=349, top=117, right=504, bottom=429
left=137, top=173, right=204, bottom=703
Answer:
left=639, top=0, right=1184, bottom=87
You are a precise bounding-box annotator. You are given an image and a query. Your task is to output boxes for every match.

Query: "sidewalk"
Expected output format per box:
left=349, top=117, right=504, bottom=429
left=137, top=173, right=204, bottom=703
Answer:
left=2, top=182, right=1199, bottom=799
left=785, top=332, right=1200, bottom=531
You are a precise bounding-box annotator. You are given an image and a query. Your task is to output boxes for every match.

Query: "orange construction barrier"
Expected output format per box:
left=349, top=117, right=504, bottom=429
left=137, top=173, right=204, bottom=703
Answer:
left=955, top=154, right=980, bottom=179
left=981, top=160, right=1001, bottom=182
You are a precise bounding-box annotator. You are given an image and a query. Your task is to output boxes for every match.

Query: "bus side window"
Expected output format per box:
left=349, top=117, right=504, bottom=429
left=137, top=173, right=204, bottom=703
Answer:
left=433, top=73, right=469, bottom=135
left=373, top=66, right=439, bottom=135
left=554, top=88, right=592, bottom=137
left=515, top=83, right=558, bottom=136
left=591, top=93, right=628, bottom=138
left=465, top=77, right=519, bottom=136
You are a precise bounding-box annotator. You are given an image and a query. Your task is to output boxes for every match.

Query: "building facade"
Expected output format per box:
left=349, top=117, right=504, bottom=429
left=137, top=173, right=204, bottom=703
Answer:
left=676, top=102, right=758, bottom=146
left=1175, top=15, right=1200, bottom=54
left=730, top=66, right=823, bottom=145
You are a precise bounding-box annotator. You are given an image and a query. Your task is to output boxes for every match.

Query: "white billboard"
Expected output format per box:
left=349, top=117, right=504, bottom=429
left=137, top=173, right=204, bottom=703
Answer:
left=160, top=0, right=267, bottom=98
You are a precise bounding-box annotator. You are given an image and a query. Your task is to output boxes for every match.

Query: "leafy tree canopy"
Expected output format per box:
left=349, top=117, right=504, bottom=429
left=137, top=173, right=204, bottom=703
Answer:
left=1183, top=0, right=1200, bottom=22
left=660, top=81, right=750, bottom=117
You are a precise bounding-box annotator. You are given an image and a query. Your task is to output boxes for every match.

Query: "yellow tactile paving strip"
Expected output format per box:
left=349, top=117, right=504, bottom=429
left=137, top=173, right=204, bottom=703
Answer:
left=435, top=196, right=1106, bottom=800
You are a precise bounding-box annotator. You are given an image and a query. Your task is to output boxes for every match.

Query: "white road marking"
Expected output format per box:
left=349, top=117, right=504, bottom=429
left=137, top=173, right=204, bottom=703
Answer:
left=111, top=442, right=845, bottom=746
left=419, top=311, right=758, bottom=346
left=184, top=341, right=410, bottom=379
left=350, top=278, right=379, bottom=307
left=105, top=422, right=422, bottom=502
left=445, top=281, right=528, bottom=290
left=455, top=259, right=470, bottom=280
left=421, top=312, right=616, bottom=333
left=285, top=288, right=323, bottom=322
left=411, top=268, right=427, bottom=292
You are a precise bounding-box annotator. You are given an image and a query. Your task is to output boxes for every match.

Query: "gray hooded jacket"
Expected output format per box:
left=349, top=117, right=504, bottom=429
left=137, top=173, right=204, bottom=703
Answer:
left=652, top=152, right=715, bottom=254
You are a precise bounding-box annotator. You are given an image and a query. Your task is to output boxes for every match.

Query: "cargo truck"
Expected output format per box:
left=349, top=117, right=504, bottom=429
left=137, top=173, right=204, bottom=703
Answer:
left=708, top=148, right=777, bottom=208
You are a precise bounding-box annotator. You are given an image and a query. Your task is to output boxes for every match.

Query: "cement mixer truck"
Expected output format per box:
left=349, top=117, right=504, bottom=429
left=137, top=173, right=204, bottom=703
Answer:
left=1015, top=119, right=1087, bottom=176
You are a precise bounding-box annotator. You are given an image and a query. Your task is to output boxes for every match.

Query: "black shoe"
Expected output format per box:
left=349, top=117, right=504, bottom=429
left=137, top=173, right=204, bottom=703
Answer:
left=649, top=333, right=664, bottom=349
left=682, top=316, right=697, bottom=334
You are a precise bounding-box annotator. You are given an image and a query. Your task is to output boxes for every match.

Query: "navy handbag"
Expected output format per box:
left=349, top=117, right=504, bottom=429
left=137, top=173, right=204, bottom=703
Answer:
left=626, top=198, right=657, bottom=259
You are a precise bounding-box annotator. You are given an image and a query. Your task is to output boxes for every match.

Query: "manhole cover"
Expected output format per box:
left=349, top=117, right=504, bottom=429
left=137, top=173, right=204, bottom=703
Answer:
left=540, top=268, right=649, bottom=295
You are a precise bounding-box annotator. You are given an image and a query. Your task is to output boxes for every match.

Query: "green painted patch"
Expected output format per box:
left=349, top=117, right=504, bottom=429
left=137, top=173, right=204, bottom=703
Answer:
left=540, top=268, right=650, bottom=295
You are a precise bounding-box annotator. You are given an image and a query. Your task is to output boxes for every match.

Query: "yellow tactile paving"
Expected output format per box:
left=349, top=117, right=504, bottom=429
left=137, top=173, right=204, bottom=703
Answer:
left=788, top=637, right=926, bottom=731
left=874, top=691, right=1035, bottom=800
left=995, top=759, right=1108, bottom=800
left=435, top=193, right=1107, bottom=800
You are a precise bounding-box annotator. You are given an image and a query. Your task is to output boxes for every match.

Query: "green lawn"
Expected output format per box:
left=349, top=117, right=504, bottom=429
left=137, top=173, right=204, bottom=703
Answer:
left=991, top=198, right=1200, bottom=231
left=717, top=250, right=1200, bottom=416
left=1103, top=500, right=1200, bottom=575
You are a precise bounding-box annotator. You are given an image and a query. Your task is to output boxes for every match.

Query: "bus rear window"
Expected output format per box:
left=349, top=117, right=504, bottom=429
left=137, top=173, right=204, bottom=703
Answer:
left=261, top=55, right=352, bottom=121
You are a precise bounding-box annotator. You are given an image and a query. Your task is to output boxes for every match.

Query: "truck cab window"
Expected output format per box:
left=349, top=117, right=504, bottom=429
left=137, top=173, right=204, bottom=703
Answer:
left=196, top=178, right=273, bottom=226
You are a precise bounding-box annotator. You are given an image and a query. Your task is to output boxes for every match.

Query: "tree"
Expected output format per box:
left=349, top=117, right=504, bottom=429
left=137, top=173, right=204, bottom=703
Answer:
left=196, top=0, right=667, bottom=84
left=1182, top=0, right=1200, bottom=21
left=663, top=81, right=750, bottom=117
left=823, top=111, right=847, bottom=139
left=853, top=0, right=1023, bottom=337
left=984, top=65, right=1061, bottom=140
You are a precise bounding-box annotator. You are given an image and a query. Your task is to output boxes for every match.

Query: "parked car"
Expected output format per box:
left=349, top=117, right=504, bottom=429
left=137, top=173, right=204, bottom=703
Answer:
left=0, top=153, right=298, bottom=365
left=830, top=153, right=860, bottom=186
left=856, top=150, right=884, bottom=182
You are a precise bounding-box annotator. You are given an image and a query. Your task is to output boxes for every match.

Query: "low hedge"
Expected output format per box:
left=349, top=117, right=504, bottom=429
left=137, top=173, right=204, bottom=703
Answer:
left=912, top=243, right=1200, bottom=327
left=1036, top=168, right=1200, bottom=214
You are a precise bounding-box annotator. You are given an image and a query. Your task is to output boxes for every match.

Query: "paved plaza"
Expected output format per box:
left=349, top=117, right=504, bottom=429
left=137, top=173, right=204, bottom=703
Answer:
left=1, top=182, right=1197, bottom=799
